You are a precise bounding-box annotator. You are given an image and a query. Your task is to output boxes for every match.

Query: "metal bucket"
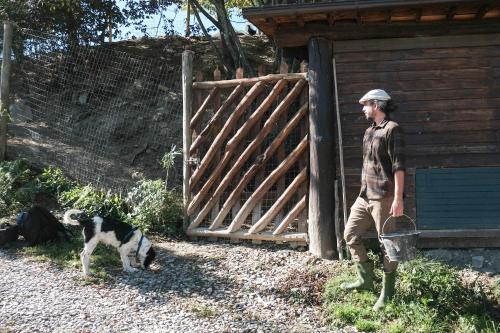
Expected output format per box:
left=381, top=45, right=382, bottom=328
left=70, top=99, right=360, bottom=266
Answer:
left=380, top=214, right=420, bottom=262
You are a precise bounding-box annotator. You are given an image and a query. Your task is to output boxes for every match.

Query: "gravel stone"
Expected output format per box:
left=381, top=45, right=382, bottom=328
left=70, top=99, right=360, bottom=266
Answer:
left=0, top=239, right=343, bottom=333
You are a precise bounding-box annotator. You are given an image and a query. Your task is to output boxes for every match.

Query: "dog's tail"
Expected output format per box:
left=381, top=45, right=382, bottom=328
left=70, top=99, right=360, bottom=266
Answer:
left=63, top=209, right=84, bottom=226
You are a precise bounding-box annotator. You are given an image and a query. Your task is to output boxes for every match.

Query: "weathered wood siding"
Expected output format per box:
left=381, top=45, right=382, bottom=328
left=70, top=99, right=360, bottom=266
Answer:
left=333, top=33, right=500, bottom=225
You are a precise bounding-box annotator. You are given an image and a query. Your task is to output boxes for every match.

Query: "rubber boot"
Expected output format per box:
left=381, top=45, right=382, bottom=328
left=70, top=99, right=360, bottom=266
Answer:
left=340, top=262, right=374, bottom=291
left=373, top=271, right=396, bottom=311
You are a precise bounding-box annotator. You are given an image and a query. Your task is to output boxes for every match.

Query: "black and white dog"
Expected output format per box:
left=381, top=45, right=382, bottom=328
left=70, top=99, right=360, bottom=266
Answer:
left=63, top=209, right=156, bottom=276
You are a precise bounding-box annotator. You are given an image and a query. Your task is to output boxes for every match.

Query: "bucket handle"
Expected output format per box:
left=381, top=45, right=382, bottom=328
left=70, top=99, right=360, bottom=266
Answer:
left=381, top=214, right=417, bottom=237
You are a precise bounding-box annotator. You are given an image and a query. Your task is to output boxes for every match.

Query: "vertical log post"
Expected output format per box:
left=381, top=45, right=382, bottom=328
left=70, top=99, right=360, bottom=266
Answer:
left=298, top=60, right=309, bottom=234
left=307, top=37, right=336, bottom=259
left=210, top=67, right=222, bottom=225
left=182, top=50, right=195, bottom=231
left=0, top=21, right=13, bottom=161
left=231, top=67, right=245, bottom=239
left=275, top=61, right=289, bottom=227
left=251, top=64, right=267, bottom=233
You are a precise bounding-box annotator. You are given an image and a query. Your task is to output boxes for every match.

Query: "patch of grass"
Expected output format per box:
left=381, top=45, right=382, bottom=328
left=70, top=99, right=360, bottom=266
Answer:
left=355, top=319, right=381, bottom=332
left=189, top=305, right=218, bottom=318
left=18, top=231, right=120, bottom=279
left=323, top=253, right=499, bottom=333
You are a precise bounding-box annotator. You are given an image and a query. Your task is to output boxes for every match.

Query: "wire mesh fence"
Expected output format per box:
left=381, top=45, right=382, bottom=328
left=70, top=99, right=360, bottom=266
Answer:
left=7, top=27, right=183, bottom=192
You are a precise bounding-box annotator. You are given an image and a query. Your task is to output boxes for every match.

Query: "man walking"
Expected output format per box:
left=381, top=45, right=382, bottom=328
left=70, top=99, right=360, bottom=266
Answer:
left=340, top=89, right=406, bottom=311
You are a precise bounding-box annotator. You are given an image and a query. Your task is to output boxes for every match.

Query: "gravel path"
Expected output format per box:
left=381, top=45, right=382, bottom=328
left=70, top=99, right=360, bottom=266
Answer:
left=0, top=239, right=343, bottom=333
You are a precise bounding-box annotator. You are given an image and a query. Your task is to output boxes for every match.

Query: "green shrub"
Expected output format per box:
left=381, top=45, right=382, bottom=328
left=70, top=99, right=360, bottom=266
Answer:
left=35, top=167, right=74, bottom=197
left=126, top=179, right=183, bottom=235
left=60, top=185, right=127, bottom=221
left=0, top=159, right=34, bottom=215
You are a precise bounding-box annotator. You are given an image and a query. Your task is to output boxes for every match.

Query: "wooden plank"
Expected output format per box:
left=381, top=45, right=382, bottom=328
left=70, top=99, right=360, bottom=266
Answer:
left=334, top=33, right=500, bottom=53
left=249, top=168, right=307, bottom=234
left=186, top=227, right=308, bottom=243
left=189, top=81, right=265, bottom=191
left=206, top=103, right=309, bottom=231
left=273, top=195, right=307, bottom=235
left=0, top=21, right=13, bottom=161
left=336, top=57, right=500, bottom=74
left=274, top=21, right=500, bottom=47
left=227, top=136, right=308, bottom=233
left=308, top=37, right=336, bottom=259
left=340, top=97, right=500, bottom=114
left=335, top=45, right=500, bottom=63
left=193, top=73, right=306, bottom=89
left=182, top=50, right=194, bottom=230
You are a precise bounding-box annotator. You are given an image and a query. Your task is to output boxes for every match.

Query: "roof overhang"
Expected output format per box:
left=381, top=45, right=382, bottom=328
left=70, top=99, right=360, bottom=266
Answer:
left=243, top=0, right=500, bottom=47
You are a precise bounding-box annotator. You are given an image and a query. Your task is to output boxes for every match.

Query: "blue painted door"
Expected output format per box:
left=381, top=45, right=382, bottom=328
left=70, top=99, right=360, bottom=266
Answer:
left=416, top=168, right=500, bottom=230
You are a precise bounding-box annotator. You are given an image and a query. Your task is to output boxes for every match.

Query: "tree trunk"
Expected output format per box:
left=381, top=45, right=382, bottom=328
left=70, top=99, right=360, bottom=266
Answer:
left=211, top=0, right=254, bottom=77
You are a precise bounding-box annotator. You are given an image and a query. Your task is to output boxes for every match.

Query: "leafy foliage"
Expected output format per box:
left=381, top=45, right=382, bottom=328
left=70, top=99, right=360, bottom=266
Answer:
left=323, top=253, right=499, bottom=333
left=59, top=185, right=128, bottom=221
left=0, top=159, right=183, bottom=236
left=0, top=0, right=182, bottom=47
left=126, top=179, right=183, bottom=235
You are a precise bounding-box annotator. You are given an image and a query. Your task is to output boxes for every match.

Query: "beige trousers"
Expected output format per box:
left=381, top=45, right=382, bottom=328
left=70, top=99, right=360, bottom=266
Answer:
left=344, top=196, right=398, bottom=272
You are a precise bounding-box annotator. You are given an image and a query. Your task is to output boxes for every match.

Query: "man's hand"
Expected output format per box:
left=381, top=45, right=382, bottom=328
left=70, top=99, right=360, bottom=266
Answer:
left=389, top=197, right=404, bottom=217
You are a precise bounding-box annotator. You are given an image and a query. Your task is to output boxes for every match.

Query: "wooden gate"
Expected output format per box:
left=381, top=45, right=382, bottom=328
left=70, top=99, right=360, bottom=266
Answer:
left=183, top=54, right=309, bottom=245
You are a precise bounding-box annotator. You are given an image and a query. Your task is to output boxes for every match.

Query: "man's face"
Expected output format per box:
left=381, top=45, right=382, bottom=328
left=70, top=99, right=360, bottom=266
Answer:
left=362, top=101, right=376, bottom=120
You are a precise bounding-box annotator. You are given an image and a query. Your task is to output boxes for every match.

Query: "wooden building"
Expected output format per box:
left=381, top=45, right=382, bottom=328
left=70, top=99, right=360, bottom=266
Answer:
left=241, top=0, right=500, bottom=253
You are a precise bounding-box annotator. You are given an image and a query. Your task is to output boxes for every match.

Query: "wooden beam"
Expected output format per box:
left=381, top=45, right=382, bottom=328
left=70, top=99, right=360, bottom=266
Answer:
left=447, top=6, right=457, bottom=20
left=308, top=37, right=336, bottom=259
left=297, top=16, right=305, bottom=28
left=207, top=102, right=308, bottom=231
left=273, top=195, right=307, bottom=235
left=186, top=227, right=308, bottom=243
left=190, top=87, right=220, bottom=130
left=182, top=50, right=194, bottom=230
left=415, top=8, right=423, bottom=22
left=190, top=85, right=244, bottom=153
left=243, top=0, right=477, bottom=20
left=249, top=168, right=307, bottom=234
left=227, top=136, right=308, bottom=233
left=476, top=4, right=490, bottom=19
left=189, top=82, right=265, bottom=191
left=333, top=32, right=500, bottom=53
left=386, top=9, right=393, bottom=24
left=328, top=12, right=336, bottom=26
left=192, top=73, right=306, bottom=89
left=273, top=20, right=500, bottom=47
left=0, top=21, right=13, bottom=161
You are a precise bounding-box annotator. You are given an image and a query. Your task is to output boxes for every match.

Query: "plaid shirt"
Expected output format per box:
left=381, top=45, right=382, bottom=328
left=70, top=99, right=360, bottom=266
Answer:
left=359, top=118, right=406, bottom=199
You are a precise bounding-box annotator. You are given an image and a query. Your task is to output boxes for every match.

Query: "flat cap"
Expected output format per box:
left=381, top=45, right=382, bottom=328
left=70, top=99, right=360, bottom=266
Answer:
left=359, top=89, right=391, bottom=104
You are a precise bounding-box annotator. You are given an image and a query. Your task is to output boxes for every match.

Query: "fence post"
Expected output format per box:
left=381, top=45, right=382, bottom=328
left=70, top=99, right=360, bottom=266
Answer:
left=0, top=21, right=13, bottom=161
left=308, top=37, right=336, bottom=259
left=182, top=50, right=194, bottom=231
